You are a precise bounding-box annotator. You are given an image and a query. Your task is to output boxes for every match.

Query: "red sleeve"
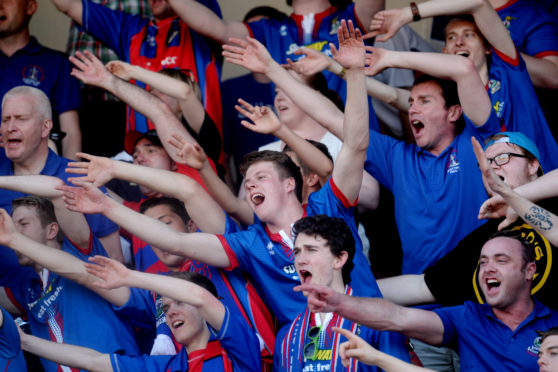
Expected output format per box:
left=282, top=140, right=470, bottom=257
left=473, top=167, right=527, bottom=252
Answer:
left=216, top=235, right=240, bottom=269
left=493, top=47, right=520, bottom=67
left=330, top=178, right=358, bottom=208
left=66, top=231, right=94, bottom=255
left=242, top=22, right=255, bottom=37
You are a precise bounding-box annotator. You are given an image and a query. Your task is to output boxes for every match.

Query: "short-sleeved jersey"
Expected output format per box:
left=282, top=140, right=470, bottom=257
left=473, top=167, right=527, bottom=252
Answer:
left=245, top=4, right=380, bottom=131
left=219, top=179, right=381, bottom=327
left=364, top=111, right=500, bottom=274
left=6, top=235, right=139, bottom=372
left=80, top=0, right=223, bottom=134
left=495, top=0, right=558, bottom=58
left=0, top=307, right=27, bottom=372
left=111, top=305, right=261, bottom=372
left=0, top=149, right=119, bottom=287
left=0, top=37, right=81, bottom=123
left=424, top=198, right=558, bottom=310
left=434, top=300, right=558, bottom=372
left=488, top=49, right=558, bottom=171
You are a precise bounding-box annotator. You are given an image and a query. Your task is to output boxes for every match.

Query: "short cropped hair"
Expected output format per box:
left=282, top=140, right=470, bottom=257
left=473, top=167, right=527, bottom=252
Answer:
left=293, top=215, right=355, bottom=285
left=2, top=86, right=52, bottom=121
left=167, top=271, right=219, bottom=298
left=240, top=150, right=303, bottom=202
left=139, top=196, right=191, bottom=226
left=539, top=327, right=558, bottom=344
left=12, top=196, right=63, bottom=244
left=488, top=230, right=536, bottom=267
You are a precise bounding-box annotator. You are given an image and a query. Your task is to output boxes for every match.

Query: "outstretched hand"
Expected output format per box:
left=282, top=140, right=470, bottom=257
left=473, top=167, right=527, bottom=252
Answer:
left=66, top=152, right=115, bottom=187
left=364, top=46, right=390, bottom=76
left=285, top=48, right=331, bottom=76
left=56, top=181, right=110, bottom=215
left=106, top=60, right=134, bottom=81
left=85, top=255, right=132, bottom=290
left=69, top=51, right=113, bottom=88
left=167, top=133, right=206, bottom=170
left=294, top=283, right=343, bottom=313
left=331, top=20, right=365, bottom=70
left=365, top=8, right=408, bottom=42
left=0, top=209, right=16, bottom=247
left=222, top=37, right=274, bottom=74
left=236, top=98, right=281, bottom=135
left=334, top=327, right=382, bottom=367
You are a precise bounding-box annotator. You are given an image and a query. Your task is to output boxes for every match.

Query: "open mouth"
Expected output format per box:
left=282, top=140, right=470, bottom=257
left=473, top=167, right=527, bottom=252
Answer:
left=411, top=120, right=424, bottom=134
left=486, top=278, right=501, bottom=289
left=251, top=193, right=265, bottom=206
left=172, top=320, right=184, bottom=329
left=299, top=269, right=312, bottom=284
left=455, top=51, right=470, bottom=58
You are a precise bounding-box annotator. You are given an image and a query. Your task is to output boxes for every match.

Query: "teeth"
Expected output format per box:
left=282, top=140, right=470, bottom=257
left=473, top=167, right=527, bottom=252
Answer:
left=251, top=193, right=264, bottom=205
left=172, top=320, right=184, bottom=328
left=456, top=51, right=470, bottom=57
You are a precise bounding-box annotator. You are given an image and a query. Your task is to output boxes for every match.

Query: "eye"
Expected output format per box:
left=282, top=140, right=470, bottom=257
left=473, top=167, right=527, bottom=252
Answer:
left=162, top=305, right=169, bottom=314
left=478, top=259, right=487, bottom=266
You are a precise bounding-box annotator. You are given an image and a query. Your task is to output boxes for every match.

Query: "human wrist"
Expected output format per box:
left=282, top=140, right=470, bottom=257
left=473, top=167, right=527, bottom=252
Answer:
left=409, top=2, right=421, bottom=22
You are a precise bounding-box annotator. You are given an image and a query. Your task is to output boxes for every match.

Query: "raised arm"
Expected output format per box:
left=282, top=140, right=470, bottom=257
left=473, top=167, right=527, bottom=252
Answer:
left=334, top=327, right=435, bottom=372
left=107, top=61, right=205, bottom=134
left=67, top=153, right=227, bottom=233
left=167, top=0, right=248, bottom=44
left=222, top=37, right=345, bottom=139
left=58, top=182, right=231, bottom=268
left=0, top=209, right=129, bottom=307
left=69, top=51, right=198, bottom=163
left=167, top=135, right=255, bottom=226
left=365, top=47, right=490, bottom=126
left=20, top=332, right=111, bottom=372
left=59, top=110, right=81, bottom=160
left=86, top=255, right=226, bottom=330
left=355, top=0, right=385, bottom=34
left=235, top=99, right=333, bottom=184
left=49, top=0, right=83, bottom=25
left=330, top=20, right=369, bottom=203
left=296, top=283, right=444, bottom=345
left=0, top=175, right=89, bottom=249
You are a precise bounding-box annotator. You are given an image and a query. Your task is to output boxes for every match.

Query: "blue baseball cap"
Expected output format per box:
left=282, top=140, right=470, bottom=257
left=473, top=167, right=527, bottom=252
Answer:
left=484, top=132, right=540, bottom=162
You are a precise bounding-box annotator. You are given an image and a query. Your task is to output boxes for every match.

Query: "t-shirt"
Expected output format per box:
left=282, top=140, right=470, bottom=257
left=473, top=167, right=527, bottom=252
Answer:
left=259, top=131, right=342, bottom=162
left=434, top=300, right=558, bottom=371
left=6, top=235, right=139, bottom=372
left=364, top=111, right=500, bottom=274
left=111, top=304, right=261, bottom=372
left=425, top=198, right=558, bottom=310
left=0, top=307, right=27, bottom=372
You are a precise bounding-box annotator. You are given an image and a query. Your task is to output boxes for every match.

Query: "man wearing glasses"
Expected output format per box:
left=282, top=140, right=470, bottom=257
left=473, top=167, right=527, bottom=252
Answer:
left=275, top=215, right=409, bottom=372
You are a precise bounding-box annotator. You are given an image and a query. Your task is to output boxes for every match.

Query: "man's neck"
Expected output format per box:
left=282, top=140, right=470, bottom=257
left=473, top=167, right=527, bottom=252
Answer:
left=292, top=0, right=331, bottom=15
left=264, top=201, right=305, bottom=236
left=13, top=148, right=49, bottom=176
left=492, top=296, right=535, bottom=332
left=185, top=327, right=211, bottom=354
left=0, top=31, right=30, bottom=57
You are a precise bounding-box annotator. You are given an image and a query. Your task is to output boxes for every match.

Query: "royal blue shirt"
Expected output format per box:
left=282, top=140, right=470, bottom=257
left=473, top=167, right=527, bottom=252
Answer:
left=365, top=111, right=500, bottom=274
left=0, top=307, right=27, bottom=372
left=435, top=299, right=558, bottom=372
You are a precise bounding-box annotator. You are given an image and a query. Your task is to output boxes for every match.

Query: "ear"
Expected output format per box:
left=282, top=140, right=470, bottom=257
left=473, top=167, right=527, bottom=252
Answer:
left=332, top=251, right=349, bottom=271
left=27, top=0, right=38, bottom=17
left=186, top=219, right=198, bottom=233
left=442, top=46, right=447, bottom=54
left=447, top=104, right=462, bottom=123
left=305, top=173, right=320, bottom=188
left=525, top=262, right=537, bottom=281
left=41, top=119, right=53, bottom=139
left=285, top=176, right=296, bottom=194
left=45, top=222, right=59, bottom=241
left=527, top=159, right=540, bottom=178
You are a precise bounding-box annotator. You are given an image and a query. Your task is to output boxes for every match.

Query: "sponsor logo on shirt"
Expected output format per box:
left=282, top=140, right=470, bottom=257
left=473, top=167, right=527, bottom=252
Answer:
left=488, top=79, right=501, bottom=94
left=446, top=150, right=460, bottom=174
left=527, top=336, right=542, bottom=357
left=493, top=100, right=505, bottom=118
left=161, top=56, right=178, bottom=67
left=22, top=65, right=44, bottom=87
left=266, top=241, right=275, bottom=255
left=280, top=25, right=288, bottom=37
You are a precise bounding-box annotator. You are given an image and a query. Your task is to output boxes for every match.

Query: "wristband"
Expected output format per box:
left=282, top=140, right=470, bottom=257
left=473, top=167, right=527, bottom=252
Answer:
left=337, top=67, right=346, bottom=79
left=410, top=2, right=421, bottom=22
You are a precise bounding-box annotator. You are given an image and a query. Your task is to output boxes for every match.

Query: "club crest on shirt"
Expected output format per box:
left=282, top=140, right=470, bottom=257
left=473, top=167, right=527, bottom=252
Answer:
left=488, top=79, right=501, bottom=94
left=266, top=241, right=275, bottom=255
left=280, top=25, right=288, bottom=37
left=527, top=336, right=542, bottom=357
left=330, top=17, right=341, bottom=35
left=446, top=150, right=460, bottom=174
left=503, top=16, right=516, bottom=31
left=22, top=65, right=44, bottom=87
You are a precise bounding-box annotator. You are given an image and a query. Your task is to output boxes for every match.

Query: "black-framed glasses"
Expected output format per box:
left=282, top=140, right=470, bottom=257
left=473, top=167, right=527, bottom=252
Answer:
left=303, top=325, right=322, bottom=361
left=486, top=152, right=528, bottom=166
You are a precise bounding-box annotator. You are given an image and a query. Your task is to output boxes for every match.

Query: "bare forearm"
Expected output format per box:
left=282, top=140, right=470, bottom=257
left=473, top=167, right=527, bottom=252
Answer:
left=343, top=68, right=369, bottom=152
left=378, top=274, right=435, bottom=306
left=21, top=333, right=111, bottom=372
left=375, top=353, right=435, bottom=372
left=0, top=175, right=64, bottom=198
left=59, top=111, right=81, bottom=160
left=513, top=169, right=558, bottom=201
left=522, top=54, right=558, bottom=89
left=49, top=0, right=83, bottom=24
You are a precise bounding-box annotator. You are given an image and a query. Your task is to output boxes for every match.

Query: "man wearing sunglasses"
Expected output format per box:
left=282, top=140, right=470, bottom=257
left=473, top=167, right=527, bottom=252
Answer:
left=275, top=215, right=409, bottom=372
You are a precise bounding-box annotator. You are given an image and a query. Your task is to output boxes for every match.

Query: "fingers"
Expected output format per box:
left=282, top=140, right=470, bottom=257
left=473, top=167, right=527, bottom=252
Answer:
left=332, top=327, right=353, bottom=339
left=227, top=37, right=249, bottom=48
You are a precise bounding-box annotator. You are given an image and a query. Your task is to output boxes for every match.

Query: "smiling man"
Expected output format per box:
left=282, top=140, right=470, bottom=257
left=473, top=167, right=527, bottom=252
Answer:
left=276, top=215, right=409, bottom=372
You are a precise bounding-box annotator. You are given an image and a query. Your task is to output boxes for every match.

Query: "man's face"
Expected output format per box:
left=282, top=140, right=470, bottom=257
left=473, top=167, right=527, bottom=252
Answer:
left=274, top=71, right=309, bottom=128
left=162, top=296, right=206, bottom=345
left=147, top=0, right=174, bottom=20
left=294, top=232, right=345, bottom=295
left=478, top=237, right=535, bottom=310
left=484, top=142, right=539, bottom=188
left=133, top=138, right=174, bottom=196
left=539, top=335, right=558, bottom=372
left=408, top=81, right=458, bottom=156
left=143, top=204, right=188, bottom=270
left=1, top=94, right=51, bottom=165
left=244, top=161, right=294, bottom=222
left=443, top=19, right=490, bottom=72
left=12, top=205, right=49, bottom=266
left=0, top=0, right=36, bottom=38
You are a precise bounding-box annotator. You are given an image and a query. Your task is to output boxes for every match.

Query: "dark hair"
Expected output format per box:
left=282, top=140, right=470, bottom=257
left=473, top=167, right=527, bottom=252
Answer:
left=300, top=73, right=345, bottom=112
left=158, top=68, right=202, bottom=101
left=293, top=215, right=355, bottom=285
left=167, top=271, right=218, bottom=298
left=443, top=15, right=490, bottom=50
left=139, top=197, right=191, bottom=226
left=488, top=230, right=536, bottom=267
left=243, top=6, right=288, bottom=22
left=286, top=0, right=352, bottom=8
left=539, top=327, right=558, bottom=344
left=413, top=74, right=465, bottom=133
left=12, top=196, right=64, bottom=244
left=283, top=139, right=333, bottom=177
left=240, top=150, right=303, bottom=202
